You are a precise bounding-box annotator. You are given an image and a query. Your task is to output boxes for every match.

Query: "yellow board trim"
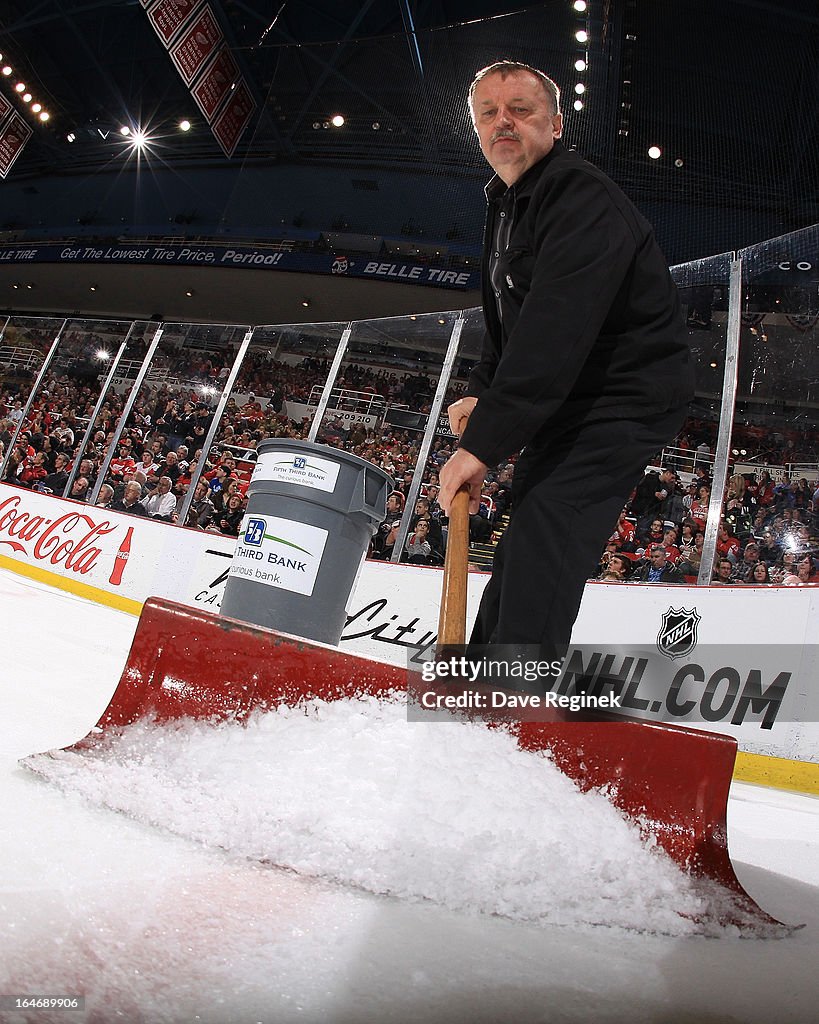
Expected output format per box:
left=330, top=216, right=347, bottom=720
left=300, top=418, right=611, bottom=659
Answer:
left=0, top=553, right=143, bottom=617
left=1, top=555, right=818, bottom=796
left=734, top=751, right=819, bottom=796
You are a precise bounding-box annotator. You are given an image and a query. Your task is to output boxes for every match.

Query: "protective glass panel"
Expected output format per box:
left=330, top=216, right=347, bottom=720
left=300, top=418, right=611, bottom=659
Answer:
left=195, top=322, right=346, bottom=536
left=34, top=318, right=145, bottom=501
left=97, top=322, right=247, bottom=523
left=442, top=306, right=504, bottom=562
left=733, top=226, right=819, bottom=586
left=314, top=310, right=458, bottom=564
left=591, top=253, right=732, bottom=585
left=0, top=315, right=64, bottom=482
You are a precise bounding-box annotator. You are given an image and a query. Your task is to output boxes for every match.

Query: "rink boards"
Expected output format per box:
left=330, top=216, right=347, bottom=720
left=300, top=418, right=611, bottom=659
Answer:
left=0, top=482, right=816, bottom=791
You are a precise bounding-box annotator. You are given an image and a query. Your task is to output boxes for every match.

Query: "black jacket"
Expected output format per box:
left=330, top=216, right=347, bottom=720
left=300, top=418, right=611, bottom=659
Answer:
left=461, top=141, right=694, bottom=467
left=636, top=562, right=685, bottom=584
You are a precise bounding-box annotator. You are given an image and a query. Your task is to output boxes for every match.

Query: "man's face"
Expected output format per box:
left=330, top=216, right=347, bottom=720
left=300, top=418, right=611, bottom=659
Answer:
left=650, top=548, right=666, bottom=567
left=718, top=561, right=732, bottom=579
left=471, top=70, right=562, bottom=186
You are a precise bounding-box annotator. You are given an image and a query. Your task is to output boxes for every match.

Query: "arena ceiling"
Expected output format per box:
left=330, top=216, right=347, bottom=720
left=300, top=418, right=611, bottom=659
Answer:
left=0, top=0, right=816, bottom=263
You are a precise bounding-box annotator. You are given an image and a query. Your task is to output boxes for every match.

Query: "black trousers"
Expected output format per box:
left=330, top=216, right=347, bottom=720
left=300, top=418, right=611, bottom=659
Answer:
left=470, top=406, right=687, bottom=654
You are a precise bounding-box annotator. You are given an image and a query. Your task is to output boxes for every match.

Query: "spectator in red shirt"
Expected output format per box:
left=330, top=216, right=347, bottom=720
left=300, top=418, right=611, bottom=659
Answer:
left=608, top=508, right=636, bottom=551
left=18, top=451, right=48, bottom=489
left=109, top=441, right=137, bottom=482
left=660, top=526, right=682, bottom=565
left=716, top=522, right=740, bottom=562
left=689, top=483, right=710, bottom=532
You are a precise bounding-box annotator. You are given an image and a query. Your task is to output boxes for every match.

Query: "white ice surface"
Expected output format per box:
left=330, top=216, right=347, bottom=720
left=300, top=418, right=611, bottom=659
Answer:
left=1, top=570, right=818, bottom=1024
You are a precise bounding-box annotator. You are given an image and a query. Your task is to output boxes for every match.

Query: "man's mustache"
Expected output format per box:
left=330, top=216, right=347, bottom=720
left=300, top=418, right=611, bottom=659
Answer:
left=491, top=130, right=520, bottom=144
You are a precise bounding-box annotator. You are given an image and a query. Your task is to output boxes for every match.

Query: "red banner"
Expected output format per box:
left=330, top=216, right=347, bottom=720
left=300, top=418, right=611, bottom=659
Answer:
left=169, top=5, right=223, bottom=86
left=0, top=93, right=12, bottom=124
left=146, top=0, right=203, bottom=46
left=210, top=79, right=256, bottom=158
left=0, top=113, right=33, bottom=179
left=191, top=45, right=240, bottom=122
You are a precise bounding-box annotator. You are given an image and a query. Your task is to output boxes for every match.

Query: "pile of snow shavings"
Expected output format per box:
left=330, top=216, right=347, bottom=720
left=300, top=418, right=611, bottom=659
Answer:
left=26, top=694, right=752, bottom=936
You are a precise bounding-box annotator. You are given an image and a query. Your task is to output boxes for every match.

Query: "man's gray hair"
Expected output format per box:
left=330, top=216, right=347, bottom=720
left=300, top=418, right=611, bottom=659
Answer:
left=469, top=61, right=561, bottom=116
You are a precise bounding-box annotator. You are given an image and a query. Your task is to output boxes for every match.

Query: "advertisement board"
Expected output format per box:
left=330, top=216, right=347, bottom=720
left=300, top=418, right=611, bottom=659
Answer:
left=0, top=483, right=816, bottom=765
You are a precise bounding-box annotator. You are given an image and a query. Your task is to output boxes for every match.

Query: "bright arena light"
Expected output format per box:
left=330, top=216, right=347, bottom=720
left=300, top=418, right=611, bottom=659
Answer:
left=574, top=0, right=588, bottom=10
left=575, top=83, right=586, bottom=94
left=39, top=111, right=49, bottom=122
left=179, top=120, right=191, bottom=132
left=573, top=99, right=584, bottom=111
left=131, top=130, right=148, bottom=148
left=120, top=125, right=131, bottom=136
left=22, top=92, right=31, bottom=103
left=575, top=59, right=586, bottom=72
left=14, top=82, right=25, bottom=93
left=1, top=67, right=12, bottom=77
left=95, top=349, right=110, bottom=361
left=31, top=102, right=41, bottom=113
left=575, top=30, right=588, bottom=42
left=648, top=145, right=662, bottom=159
left=331, top=114, right=345, bottom=127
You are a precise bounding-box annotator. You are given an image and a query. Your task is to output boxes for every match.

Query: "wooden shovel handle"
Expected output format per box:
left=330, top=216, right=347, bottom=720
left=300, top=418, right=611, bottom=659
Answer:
left=437, top=485, right=470, bottom=655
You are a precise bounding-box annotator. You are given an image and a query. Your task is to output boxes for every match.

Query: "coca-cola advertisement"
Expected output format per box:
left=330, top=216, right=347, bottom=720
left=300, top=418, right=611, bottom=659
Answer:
left=191, top=45, right=240, bottom=122
left=146, top=0, right=204, bottom=47
left=169, top=5, right=223, bottom=86
left=211, top=79, right=256, bottom=158
left=0, top=113, right=33, bottom=180
left=0, top=491, right=122, bottom=577
left=109, top=526, right=134, bottom=586
left=0, top=482, right=229, bottom=610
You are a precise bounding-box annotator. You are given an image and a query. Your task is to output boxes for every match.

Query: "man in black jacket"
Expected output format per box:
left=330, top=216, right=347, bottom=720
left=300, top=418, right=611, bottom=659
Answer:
left=636, top=545, right=685, bottom=584
left=439, top=61, right=693, bottom=659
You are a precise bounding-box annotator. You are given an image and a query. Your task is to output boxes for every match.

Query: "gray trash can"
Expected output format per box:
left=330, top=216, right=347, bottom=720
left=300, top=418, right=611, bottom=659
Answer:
left=219, top=439, right=393, bottom=644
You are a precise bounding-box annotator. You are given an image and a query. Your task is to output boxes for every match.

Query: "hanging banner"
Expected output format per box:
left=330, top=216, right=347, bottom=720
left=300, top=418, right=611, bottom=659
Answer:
left=0, top=93, right=13, bottom=123
left=191, top=46, right=240, bottom=122
left=169, top=5, right=224, bottom=86
left=210, top=79, right=256, bottom=158
left=0, top=113, right=33, bottom=180
left=143, top=1, right=254, bottom=158
left=146, top=0, right=204, bottom=46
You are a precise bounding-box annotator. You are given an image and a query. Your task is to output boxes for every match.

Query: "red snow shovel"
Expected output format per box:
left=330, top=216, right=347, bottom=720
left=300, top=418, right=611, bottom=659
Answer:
left=35, top=490, right=786, bottom=932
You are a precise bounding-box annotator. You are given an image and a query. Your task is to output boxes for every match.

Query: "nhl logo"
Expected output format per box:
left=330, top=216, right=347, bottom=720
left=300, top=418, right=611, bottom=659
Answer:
left=657, top=606, right=701, bottom=660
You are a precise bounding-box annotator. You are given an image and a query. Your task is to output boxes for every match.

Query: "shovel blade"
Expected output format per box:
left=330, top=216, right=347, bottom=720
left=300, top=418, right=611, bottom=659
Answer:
left=69, top=598, right=785, bottom=931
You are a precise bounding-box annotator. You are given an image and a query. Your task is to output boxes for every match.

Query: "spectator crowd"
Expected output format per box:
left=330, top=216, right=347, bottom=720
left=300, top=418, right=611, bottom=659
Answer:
left=2, top=319, right=819, bottom=586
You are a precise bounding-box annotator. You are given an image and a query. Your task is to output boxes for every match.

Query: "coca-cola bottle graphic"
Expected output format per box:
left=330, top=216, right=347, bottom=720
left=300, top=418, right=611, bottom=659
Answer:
left=109, top=526, right=133, bottom=586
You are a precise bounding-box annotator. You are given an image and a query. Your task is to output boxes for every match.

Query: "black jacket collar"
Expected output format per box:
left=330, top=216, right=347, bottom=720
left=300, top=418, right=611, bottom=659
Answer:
left=484, top=140, right=565, bottom=201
